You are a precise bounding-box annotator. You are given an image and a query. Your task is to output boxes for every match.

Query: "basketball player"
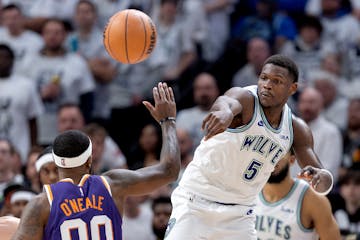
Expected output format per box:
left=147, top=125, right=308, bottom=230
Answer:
left=255, top=149, right=341, bottom=239
left=0, top=216, right=19, bottom=240
left=12, top=82, right=180, bottom=239
left=165, top=55, right=334, bottom=239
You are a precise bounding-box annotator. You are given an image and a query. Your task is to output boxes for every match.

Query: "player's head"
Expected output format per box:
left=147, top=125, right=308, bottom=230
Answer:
left=52, top=130, right=92, bottom=173
left=258, top=54, right=298, bottom=108
left=36, top=146, right=58, bottom=185
left=10, top=187, right=36, bottom=218
left=75, top=0, right=97, bottom=29
left=0, top=44, right=14, bottom=77
left=151, top=196, right=172, bottom=239
left=268, top=148, right=295, bottom=183
left=1, top=4, right=24, bottom=33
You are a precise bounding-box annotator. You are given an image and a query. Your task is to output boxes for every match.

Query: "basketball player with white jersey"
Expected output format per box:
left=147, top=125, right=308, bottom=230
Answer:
left=12, top=82, right=180, bottom=240
left=255, top=149, right=340, bottom=240
left=165, top=55, right=334, bottom=239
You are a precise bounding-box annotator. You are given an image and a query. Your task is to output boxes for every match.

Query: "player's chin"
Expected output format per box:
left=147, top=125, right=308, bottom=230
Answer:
left=259, top=97, right=273, bottom=107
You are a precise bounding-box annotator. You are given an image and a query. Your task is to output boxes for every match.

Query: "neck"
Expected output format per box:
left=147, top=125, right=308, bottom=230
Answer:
left=262, top=106, right=283, bottom=129
left=59, top=169, right=88, bottom=185
left=345, top=200, right=360, bottom=215
left=41, top=47, right=66, bottom=57
left=9, top=27, right=23, bottom=36
left=78, top=27, right=92, bottom=37
left=262, top=176, right=294, bottom=203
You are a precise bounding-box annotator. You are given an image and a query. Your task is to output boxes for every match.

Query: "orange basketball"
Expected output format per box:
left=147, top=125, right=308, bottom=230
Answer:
left=103, top=9, right=157, bottom=64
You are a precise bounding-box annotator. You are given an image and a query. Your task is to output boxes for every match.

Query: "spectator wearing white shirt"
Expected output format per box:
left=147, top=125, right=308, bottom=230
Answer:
left=291, top=87, right=342, bottom=184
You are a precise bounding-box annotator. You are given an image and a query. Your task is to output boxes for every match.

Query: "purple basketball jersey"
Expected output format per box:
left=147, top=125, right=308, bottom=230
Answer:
left=43, top=175, right=122, bottom=240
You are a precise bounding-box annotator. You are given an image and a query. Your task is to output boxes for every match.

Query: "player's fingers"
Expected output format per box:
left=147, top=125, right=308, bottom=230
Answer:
left=143, top=101, right=155, bottom=113
left=158, top=82, right=166, bottom=100
left=163, top=82, right=171, bottom=100
left=168, top=87, right=175, bottom=102
left=153, top=87, right=160, bottom=103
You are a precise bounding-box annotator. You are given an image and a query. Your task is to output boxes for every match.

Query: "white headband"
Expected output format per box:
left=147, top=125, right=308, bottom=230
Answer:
left=53, top=140, right=92, bottom=168
left=35, top=153, right=54, bottom=172
left=10, top=191, right=36, bottom=204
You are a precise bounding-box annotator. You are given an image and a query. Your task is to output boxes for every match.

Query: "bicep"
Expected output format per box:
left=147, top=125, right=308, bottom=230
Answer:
left=12, top=195, right=48, bottom=240
left=292, top=117, right=323, bottom=168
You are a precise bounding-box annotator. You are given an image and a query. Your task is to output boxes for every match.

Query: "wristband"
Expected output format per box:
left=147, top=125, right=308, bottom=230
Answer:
left=159, top=117, right=176, bottom=125
left=317, top=169, right=334, bottom=196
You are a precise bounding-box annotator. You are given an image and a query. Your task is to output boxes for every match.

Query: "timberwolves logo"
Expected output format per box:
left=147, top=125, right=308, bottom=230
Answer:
left=164, top=218, right=176, bottom=238
left=257, top=120, right=264, bottom=127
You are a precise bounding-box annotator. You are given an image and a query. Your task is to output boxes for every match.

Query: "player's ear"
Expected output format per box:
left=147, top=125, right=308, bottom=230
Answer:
left=289, top=82, right=297, bottom=96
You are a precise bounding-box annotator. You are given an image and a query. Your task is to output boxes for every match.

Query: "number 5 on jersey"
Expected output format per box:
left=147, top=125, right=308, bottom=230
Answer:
left=243, top=159, right=263, bottom=181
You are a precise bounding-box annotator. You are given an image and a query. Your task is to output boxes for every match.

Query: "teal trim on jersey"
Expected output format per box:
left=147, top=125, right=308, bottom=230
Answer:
left=259, top=103, right=284, bottom=134
left=288, top=107, right=294, bottom=149
left=296, top=183, right=314, bottom=232
left=226, top=91, right=259, bottom=133
left=259, top=179, right=299, bottom=207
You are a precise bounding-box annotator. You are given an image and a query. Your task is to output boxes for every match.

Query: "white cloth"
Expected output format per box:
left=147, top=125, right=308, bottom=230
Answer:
left=176, top=106, right=208, bottom=150
left=179, top=86, right=293, bottom=205
left=0, top=75, right=44, bottom=162
left=290, top=116, right=342, bottom=183
left=21, top=52, right=95, bottom=144
left=28, top=0, right=78, bottom=20
left=0, top=28, right=43, bottom=75
left=166, top=186, right=256, bottom=240
left=255, top=179, right=318, bottom=240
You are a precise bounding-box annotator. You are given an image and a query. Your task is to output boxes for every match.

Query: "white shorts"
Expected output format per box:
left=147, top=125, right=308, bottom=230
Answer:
left=165, top=187, right=257, bottom=240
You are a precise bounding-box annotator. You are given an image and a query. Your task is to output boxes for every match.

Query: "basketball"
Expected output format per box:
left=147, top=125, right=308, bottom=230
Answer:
left=103, top=9, right=157, bottom=64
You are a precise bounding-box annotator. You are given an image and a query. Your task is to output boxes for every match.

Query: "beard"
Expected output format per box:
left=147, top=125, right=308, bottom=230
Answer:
left=152, top=225, right=167, bottom=239
left=268, top=163, right=289, bottom=183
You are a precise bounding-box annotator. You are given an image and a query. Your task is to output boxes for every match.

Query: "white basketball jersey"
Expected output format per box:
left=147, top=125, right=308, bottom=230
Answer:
left=255, top=179, right=319, bottom=240
left=179, top=86, right=293, bottom=205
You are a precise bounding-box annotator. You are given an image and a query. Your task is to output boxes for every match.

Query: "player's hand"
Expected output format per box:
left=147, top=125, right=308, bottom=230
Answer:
left=143, top=82, right=176, bottom=123
left=298, top=166, right=333, bottom=194
left=202, top=109, right=233, bottom=140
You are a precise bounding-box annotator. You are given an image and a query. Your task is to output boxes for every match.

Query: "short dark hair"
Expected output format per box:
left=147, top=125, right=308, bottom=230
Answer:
left=338, top=170, right=360, bottom=186
left=151, top=196, right=172, bottom=210
left=298, top=15, right=323, bottom=35
left=2, top=4, right=21, bottom=12
left=77, top=0, right=97, bottom=14
left=263, top=54, right=299, bottom=83
left=53, top=130, right=90, bottom=158
left=57, top=102, right=81, bottom=114
left=37, top=145, right=53, bottom=159
left=0, top=44, right=15, bottom=61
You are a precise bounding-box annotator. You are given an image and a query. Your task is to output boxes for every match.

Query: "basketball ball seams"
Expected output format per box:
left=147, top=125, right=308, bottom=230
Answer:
left=125, top=11, right=130, bottom=64
left=136, top=14, right=147, bottom=63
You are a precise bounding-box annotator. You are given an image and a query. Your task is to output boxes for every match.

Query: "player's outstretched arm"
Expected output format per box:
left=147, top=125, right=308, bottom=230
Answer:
left=292, top=116, right=333, bottom=194
left=202, top=87, right=254, bottom=140
left=304, top=187, right=341, bottom=240
left=103, top=82, right=180, bottom=196
left=11, top=194, right=49, bottom=240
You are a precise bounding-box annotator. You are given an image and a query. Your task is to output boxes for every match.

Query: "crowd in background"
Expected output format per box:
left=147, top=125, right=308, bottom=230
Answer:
left=0, top=0, right=359, bottom=239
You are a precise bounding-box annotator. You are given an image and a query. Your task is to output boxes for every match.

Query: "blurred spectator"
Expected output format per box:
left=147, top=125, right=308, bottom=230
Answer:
left=280, top=15, right=336, bottom=87
left=24, top=145, right=43, bottom=193
left=82, top=123, right=127, bottom=174
left=311, top=69, right=349, bottom=131
left=21, top=19, right=95, bottom=145
left=9, top=187, right=36, bottom=218
left=122, top=195, right=156, bottom=240
left=201, top=0, right=235, bottom=62
left=67, top=0, right=117, bottom=124
left=232, top=37, right=271, bottom=87
left=127, top=123, right=162, bottom=170
left=0, top=44, right=43, bottom=162
left=151, top=196, right=172, bottom=240
left=57, top=103, right=127, bottom=171
left=177, top=73, right=220, bottom=150
left=291, top=87, right=342, bottom=183
left=0, top=139, right=19, bottom=202
left=342, top=96, right=360, bottom=171
left=35, top=146, right=58, bottom=186
left=329, top=170, right=360, bottom=237
left=1, top=0, right=35, bottom=17
left=0, top=4, right=43, bottom=74
left=232, top=0, right=297, bottom=51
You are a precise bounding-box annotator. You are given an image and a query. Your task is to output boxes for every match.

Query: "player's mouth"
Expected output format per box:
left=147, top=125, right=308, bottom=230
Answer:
left=260, top=91, right=273, bottom=98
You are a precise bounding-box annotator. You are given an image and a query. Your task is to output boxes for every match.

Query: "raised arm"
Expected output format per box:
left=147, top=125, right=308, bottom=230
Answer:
left=103, top=82, right=180, bottom=196
left=202, top=87, right=254, bottom=140
left=292, top=116, right=333, bottom=194
left=11, top=194, right=49, bottom=240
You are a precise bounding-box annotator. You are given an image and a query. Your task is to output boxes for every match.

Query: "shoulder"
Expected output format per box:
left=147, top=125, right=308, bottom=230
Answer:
left=292, top=115, right=313, bottom=141
left=302, top=183, right=332, bottom=216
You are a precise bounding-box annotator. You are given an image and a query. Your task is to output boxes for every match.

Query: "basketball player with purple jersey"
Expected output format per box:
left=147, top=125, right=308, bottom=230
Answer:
left=12, top=82, right=180, bottom=240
